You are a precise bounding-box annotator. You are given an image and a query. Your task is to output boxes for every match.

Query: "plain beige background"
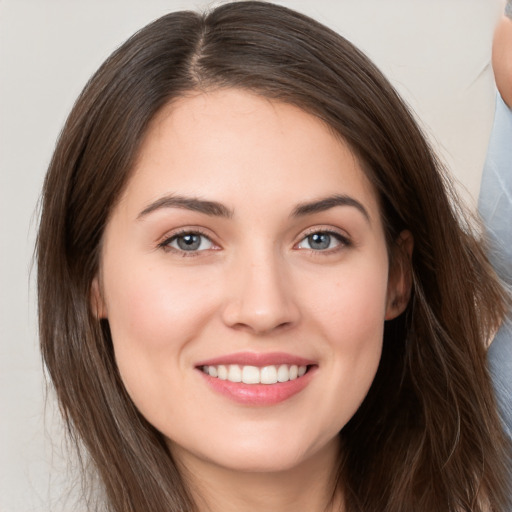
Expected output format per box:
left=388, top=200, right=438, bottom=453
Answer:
left=0, top=1, right=504, bottom=510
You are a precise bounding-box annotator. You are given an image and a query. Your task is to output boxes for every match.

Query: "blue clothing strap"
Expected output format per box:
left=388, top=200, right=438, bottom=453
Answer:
left=506, top=0, right=512, bottom=20
left=479, top=92, right=512, bottom=439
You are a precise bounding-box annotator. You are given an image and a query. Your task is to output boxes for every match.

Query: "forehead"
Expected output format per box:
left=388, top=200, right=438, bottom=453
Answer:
left=122, top=88, right=380, bottom=222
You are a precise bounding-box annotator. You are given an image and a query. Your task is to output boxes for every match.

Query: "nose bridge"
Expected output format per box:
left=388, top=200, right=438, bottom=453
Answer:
left=222, top=242, right=299, bottom=334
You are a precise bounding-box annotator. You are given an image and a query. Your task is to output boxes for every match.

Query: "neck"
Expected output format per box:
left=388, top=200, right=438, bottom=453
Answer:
left=172, top=437, right=344, bottom=512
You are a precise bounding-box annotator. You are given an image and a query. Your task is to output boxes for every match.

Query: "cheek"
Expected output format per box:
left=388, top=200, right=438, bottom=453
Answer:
left=104, top=259, right=218, bottom=347
left=307, top=254, right=390, bottom=340
left=101, top=258, right=220, bottom=402
left=300, top=255, right=389, bottom=405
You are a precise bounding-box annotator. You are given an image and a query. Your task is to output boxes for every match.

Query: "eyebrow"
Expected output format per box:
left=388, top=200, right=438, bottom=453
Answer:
left=137, top=193, right=370, bottom=223
left=137, top=195, right=234, bottom=220
left=291, top=194, right=371, bottom=223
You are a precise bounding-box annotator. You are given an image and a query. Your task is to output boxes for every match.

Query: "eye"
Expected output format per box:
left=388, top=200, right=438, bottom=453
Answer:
left=162, top=232, right=214, bottom=253
left=296, top=231, right=348, bottom=251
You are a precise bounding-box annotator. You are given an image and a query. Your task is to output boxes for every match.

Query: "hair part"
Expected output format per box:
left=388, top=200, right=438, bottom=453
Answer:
left=37, top=2, right=511, bottom=511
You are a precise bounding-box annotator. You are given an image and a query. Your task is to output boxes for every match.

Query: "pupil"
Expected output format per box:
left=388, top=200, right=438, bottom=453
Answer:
left=309, top=233, right=330, bottom=250
left=178, top=234, right=201, bottom=251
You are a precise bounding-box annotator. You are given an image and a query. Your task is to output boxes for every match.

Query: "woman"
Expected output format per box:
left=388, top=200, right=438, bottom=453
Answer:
left=37, top=2, right=511, bottom=511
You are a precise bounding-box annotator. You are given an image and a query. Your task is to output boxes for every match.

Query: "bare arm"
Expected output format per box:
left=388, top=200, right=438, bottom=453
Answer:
left=492, top=15, right=512, bottom=107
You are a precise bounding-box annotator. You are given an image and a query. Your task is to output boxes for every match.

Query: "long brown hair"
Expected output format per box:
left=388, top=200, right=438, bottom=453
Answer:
left=37, top=2, right=511, bottom=510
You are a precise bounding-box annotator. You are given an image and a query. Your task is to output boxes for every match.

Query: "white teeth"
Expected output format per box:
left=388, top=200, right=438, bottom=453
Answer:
left=217, top=365, right=228, bottom=380
left=228, top=364, right=242, bottom=382
left=277, top=364, right=290, bottom=382
left=260, top=365, right=278, bottom=384
left=242, top=365, right=260, bottom=384
left=202, top=364, right=309, bottom=384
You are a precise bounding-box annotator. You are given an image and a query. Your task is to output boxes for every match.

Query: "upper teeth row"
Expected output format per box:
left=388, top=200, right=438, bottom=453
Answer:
left=202, top=364, right=308, bottom=384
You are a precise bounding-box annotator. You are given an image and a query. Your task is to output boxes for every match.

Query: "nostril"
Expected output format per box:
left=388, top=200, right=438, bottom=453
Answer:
left=220, top=266, right=301, bottom=333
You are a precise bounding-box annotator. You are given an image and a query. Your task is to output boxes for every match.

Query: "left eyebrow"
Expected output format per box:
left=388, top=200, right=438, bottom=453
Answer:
left=137, top=194, right=234, bottom=220
left=291, top=194, right=371, bottom=224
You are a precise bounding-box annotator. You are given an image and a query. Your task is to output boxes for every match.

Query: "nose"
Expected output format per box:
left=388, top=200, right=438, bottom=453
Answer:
left=221, top=251, right=300, bottom=335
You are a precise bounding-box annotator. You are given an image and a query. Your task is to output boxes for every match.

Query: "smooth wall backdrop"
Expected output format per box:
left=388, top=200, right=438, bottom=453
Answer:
left=0, top=1, right=503, bottom=510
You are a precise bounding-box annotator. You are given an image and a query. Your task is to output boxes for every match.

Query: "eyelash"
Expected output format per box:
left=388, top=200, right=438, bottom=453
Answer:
left=158, top=229, right=217, bottom=257
left=296, top=229, right=351, bottom=254
left=157, top=228, right=351, bottom=256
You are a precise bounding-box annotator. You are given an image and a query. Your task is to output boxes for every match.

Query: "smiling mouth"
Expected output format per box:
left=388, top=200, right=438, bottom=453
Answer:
left=200, top=364, right=310, bottom=384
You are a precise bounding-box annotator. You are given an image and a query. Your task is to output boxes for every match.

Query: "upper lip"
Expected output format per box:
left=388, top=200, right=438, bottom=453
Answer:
left=195, top=352, right=316, bottom=368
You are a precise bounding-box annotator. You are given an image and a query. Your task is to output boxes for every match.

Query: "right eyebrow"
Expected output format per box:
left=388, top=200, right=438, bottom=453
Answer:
left=137, top=194, right=234, bottom=220
left=291, top=194, right=371, bottom=224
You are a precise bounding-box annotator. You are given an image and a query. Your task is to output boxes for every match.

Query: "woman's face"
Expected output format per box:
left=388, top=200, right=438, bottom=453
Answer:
left=95, top=88, right=407, bottom=475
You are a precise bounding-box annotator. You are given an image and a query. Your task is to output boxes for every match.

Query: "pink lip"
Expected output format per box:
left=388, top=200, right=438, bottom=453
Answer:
left=195, top=351, right=316, bottom=367
left=198, top=371, right=315, bottom=406
left=195, top=352, right=317, bottom=406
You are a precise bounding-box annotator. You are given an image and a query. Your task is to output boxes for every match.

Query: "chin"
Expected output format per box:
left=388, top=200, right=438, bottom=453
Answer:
left=212, top=447, right=310, bottom=474
left=168, top=426, right=340, bottom=476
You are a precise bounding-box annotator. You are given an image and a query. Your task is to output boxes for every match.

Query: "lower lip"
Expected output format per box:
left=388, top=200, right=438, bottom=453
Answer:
left=197, top=367, right=316, bottom=406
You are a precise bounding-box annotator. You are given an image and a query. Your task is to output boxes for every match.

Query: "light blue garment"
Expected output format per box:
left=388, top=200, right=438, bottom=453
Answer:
left=478, top=93, right=512, bottom=284
left=478, top=92, right=512, bottom=439
left=489, top=320, right=512, bottom=440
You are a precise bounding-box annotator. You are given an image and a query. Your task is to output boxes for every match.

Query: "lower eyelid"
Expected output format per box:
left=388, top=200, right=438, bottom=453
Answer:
left=157, top=229, right=350, bottom=253
left=158, top=230, right=215, bottom=252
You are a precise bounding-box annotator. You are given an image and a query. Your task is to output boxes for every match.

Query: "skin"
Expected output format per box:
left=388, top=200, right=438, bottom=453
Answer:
left=93, top=88, right=411, bottom=512
left=493, top=15, right=512, bottom=108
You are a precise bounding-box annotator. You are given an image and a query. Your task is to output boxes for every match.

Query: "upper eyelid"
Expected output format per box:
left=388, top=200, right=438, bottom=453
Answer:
left=158, top=227, right=214, bottom=244
left=157, top=229, right=219, bottom=253
left=298, top=226, right=351, bottom=241
left=156, top=225, right=351, bottom=250
left=295, top=227, right=353, bottom=250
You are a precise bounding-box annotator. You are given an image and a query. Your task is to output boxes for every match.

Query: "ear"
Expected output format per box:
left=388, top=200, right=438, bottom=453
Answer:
left=91, top=275, right=108, bottom=319
left=385, top=230, right=414, bottom=320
